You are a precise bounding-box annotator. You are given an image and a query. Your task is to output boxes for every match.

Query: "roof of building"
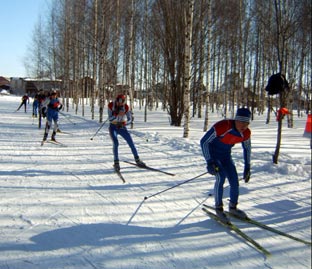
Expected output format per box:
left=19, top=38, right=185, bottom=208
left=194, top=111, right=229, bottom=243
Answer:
left=0, top=76, right=10, bottom=86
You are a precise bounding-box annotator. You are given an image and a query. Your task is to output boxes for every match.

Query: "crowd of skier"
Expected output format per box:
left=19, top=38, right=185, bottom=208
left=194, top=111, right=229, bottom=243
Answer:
left=16, top=90, right=252, bottom=223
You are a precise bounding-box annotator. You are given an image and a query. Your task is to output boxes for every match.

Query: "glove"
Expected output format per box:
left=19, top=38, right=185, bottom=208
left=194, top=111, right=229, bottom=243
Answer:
left=243, top=165, right=251, bottom=183
left=207, top=160, right=220, bottom=175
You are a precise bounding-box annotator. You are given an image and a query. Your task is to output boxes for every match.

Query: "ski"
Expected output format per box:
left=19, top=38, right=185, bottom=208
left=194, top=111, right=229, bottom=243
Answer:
left=123, top=161, right=175, bottom=176
left=41, top=140, right=67, bottom=147
left=114, top=169, right=126, bottom=183
left=56, top=129, right=73, bottom=135
left=202, top=206, right=271, bottom=257
left=203, top=204, right=311, bottom=246
left=48, top=140, right=67, bottom=147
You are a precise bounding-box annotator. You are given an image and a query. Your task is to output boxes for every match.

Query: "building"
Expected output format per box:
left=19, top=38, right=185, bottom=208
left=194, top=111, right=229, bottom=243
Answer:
left=0, top=76, right=10, bottom=90
left=9, top=77, right=62, bottom=96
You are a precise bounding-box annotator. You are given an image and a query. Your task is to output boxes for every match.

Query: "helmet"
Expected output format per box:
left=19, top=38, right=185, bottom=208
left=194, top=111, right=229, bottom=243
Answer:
left=116, top=94, right=126, bottom=103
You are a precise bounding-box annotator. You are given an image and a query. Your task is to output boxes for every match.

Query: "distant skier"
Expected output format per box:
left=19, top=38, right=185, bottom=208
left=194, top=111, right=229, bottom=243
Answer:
left=16, top=94, right=29, bottom=113
left=41, top=90, right=63, bottom=143
left=37, top=89, right=48, bottom=129
left=108, top=94, right=145, bottom=172
left=37, top=90, right=47, bottom=116
left=32, top=94, right=39, bottom=118
left=200, top=108, right=252, bottom=223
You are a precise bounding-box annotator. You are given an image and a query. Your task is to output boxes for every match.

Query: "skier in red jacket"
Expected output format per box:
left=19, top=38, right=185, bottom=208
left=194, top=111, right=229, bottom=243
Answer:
left=108, top=94, right=145, bottom=172
left=200, top=108, right=252, bottom=223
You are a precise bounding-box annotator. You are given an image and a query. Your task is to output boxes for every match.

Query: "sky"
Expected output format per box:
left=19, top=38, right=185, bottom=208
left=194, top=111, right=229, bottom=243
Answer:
left=0, top=0, right=49, bottom=78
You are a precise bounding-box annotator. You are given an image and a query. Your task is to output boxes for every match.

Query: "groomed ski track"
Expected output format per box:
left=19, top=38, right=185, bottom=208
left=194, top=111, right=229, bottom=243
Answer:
left=0, top=96, right=311, bottom=269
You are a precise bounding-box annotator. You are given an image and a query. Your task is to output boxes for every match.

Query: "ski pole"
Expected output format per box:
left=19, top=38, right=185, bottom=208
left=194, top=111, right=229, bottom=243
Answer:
left=59, top=111, right=76, bottom=125
left=90, top=118, right=109, bottom=140
left=144, top=172, right=208, bottom=200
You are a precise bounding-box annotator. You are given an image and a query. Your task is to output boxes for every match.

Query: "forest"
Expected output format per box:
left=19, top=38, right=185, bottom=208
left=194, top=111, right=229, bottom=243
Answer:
left=25, top=0, right=311, bottom=135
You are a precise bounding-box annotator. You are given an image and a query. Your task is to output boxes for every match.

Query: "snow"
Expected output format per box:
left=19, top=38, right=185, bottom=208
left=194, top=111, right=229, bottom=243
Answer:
left=0, top=95, right=311, bottom=269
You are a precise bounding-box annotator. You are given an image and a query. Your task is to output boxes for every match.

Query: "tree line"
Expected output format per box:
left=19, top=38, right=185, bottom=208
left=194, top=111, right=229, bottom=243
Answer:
left=26, top=0, right=311, bottom=135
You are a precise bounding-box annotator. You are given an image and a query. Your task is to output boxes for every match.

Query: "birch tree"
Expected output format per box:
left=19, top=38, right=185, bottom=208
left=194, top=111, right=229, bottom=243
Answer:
left=27, top=0, right=311, bottom=137
left=183, top=0, right=194, bottom=138
left=203, top=0, right=212, bottom=132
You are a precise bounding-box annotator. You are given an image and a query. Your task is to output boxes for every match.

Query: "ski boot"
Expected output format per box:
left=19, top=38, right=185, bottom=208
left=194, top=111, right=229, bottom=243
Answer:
left=215, top=206, right=230, bottom=224
left=135, top=157, right=146, bottom=168
left=51, top=131, right=56, bottom=142
left=41, top=133, right=48, bottom=145
left=114, top=160, right=120, bottom=172
left=229, top=202, right=248, bottom=219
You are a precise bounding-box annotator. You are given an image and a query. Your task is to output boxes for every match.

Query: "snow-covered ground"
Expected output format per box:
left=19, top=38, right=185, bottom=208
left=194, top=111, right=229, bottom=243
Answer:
left=0, top=95, right=311, bottom=269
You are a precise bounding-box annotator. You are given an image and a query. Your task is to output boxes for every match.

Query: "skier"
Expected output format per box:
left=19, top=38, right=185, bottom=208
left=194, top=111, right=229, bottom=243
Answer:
left=32, top=94, right=39, bottom=117
left=16, top=93, right=29, bottom=113
left=108, top=94, right=145, bottom=172
left=37, top=89, right=48, bottom=129
left=200, top=107, right=251, bottom=223
left=37, top=89, right=47, bottom=116
left=42, top=90, right=63, bottom=143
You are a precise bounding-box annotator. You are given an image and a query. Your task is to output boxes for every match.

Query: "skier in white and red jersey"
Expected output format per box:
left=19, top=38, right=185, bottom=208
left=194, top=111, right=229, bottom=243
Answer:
left=108, top=94, right=145, bottom=172
left=200, top=108, right=251, bottom=223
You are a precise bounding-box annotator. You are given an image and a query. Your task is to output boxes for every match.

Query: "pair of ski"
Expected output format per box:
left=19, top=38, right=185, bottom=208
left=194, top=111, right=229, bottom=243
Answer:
left=202, top=204, right=311, bottom=257
left=115, top=161, right=175, bottom=183
left=41, top=139, right=66, bottom=147
left=40, top=130, right=71, bottom=147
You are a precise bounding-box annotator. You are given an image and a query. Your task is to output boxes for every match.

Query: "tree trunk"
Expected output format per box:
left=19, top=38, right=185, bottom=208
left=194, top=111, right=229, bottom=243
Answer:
left=203, top=0, right=212, bottom=132
left=129, top=0, right=135, bottom=129
left=183, top=0, right=194, bottom=138
left=91, top=0, right=98, bottom=121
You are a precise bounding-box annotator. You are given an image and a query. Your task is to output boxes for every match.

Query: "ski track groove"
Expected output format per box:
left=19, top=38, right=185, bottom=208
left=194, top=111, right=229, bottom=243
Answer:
left=0, top=96, right=311, bottom=269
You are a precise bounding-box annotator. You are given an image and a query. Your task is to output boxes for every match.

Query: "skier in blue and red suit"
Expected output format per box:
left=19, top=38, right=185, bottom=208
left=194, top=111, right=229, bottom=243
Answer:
left=200, top=108, right=251, bottom=223
left=42, top=90, right=63, bottom=142
left=108, top=94, right=145, bottom=172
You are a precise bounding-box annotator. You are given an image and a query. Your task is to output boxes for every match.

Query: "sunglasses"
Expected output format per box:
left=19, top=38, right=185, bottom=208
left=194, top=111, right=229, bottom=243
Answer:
left=117, top=98, right=125, bottom=103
